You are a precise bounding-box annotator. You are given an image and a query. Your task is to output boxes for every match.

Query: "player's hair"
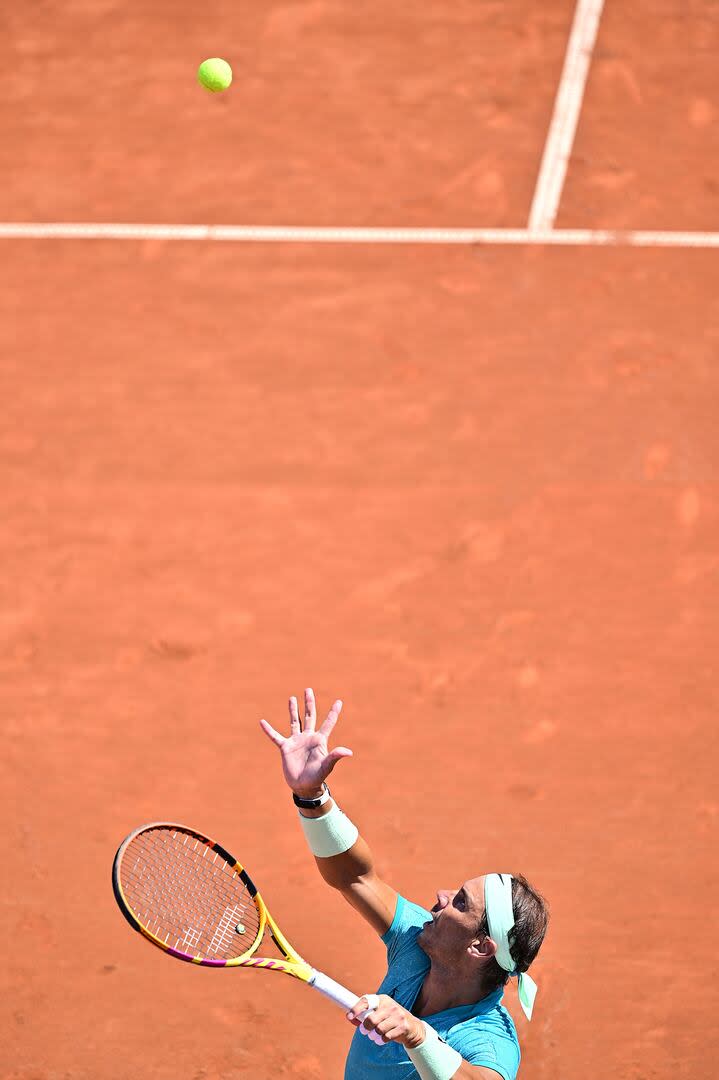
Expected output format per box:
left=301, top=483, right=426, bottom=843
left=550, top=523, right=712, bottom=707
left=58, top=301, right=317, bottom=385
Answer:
left=478, top=873, right=549, bottom=991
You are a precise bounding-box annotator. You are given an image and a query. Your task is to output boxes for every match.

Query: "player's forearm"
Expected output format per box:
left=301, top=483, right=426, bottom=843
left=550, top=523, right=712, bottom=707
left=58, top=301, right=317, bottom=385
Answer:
left=299, top=795, right=374, bottom=887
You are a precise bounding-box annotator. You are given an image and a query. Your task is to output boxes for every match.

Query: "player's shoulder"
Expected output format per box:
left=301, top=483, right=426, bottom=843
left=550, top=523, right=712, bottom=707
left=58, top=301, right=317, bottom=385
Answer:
left=382, top=894, right=432, bottom=941
left=400, top=895, right=433, bottom=926
left=380, top=895, right=433, bottom=971
left=397, top=894, right=433, bottom=928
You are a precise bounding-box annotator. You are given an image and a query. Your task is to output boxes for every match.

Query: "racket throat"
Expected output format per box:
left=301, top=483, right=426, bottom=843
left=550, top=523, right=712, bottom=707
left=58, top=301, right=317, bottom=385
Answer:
left=308, top=969, right=359, bottom=1011
left=266, top=927, right=310, bottom=972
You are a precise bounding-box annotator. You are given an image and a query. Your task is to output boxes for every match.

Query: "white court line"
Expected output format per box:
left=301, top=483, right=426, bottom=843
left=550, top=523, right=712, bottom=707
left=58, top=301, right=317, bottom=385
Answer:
left=528, top=0, right=606, bottom=232
left=0, top=223, right=718, bottom=246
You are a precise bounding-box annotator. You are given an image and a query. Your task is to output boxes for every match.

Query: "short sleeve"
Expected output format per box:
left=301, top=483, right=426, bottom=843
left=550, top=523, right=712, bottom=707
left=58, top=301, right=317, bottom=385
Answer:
left=380, top=895, right=433, bottom=967
left=448, top=1028, right=518, bottom=1080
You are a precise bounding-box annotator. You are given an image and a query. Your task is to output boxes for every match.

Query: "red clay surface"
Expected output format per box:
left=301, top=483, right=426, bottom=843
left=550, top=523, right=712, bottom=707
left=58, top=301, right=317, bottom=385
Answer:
left=559, top=1, right=719, bottom=230
left=4, top=1, right=575, bottom=227
left=2, top=6, right=719, bottom=1080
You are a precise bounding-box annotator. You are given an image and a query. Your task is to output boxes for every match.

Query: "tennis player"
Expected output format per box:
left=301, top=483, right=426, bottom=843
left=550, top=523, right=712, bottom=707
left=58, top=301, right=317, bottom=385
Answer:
left=260, top=688, right=549, bottom=1080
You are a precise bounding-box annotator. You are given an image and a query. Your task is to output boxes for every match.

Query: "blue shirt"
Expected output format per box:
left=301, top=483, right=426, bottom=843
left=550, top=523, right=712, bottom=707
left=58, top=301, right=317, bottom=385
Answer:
left=344, top=895, right=521, bottom=1080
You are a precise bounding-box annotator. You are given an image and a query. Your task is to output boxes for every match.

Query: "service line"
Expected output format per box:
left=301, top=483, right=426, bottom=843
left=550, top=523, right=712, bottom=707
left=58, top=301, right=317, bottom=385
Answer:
left=528, top=0, right=606, bottom=233
left=0, top=223, right=719, bottom=247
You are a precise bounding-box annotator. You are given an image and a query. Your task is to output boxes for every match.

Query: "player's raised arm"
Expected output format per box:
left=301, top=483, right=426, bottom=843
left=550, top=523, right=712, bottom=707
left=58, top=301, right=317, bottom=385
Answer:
left=260, top=688, right=397, bottom=936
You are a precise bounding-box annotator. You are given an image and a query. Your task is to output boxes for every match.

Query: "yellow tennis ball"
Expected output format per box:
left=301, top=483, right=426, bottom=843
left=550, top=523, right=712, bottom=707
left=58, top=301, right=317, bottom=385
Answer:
left=197, top=58, right=232, bottom=93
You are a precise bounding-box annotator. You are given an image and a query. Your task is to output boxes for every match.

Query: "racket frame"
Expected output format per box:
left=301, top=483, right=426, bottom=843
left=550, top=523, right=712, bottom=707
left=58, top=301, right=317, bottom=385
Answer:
left=112, top=821, right=358, bottom=1011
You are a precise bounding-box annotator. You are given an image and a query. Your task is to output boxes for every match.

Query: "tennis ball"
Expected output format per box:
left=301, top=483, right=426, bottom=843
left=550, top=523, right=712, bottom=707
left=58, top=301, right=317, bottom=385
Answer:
left=197, top=58, right=233, bottom=93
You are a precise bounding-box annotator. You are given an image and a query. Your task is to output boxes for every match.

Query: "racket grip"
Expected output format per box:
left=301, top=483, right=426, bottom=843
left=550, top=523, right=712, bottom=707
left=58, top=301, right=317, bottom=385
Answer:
left=308, top=969, right=360, bottom=1011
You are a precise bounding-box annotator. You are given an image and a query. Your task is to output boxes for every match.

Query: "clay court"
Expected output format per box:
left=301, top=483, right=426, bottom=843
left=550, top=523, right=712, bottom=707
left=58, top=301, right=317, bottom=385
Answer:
left=1, top=2, right=718, bottom=1079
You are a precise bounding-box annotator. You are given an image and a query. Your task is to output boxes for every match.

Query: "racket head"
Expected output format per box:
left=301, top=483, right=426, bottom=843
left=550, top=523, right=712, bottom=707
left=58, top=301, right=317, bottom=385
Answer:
left=112, top=822, right=269, bottom=967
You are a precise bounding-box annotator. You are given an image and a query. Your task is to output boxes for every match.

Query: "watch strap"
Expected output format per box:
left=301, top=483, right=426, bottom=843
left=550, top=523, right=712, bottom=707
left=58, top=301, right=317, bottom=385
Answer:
left=292, top=783, right=331, bottom=809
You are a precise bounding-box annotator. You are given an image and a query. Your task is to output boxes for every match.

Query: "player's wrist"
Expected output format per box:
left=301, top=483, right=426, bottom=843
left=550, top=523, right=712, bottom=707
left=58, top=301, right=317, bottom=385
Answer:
left=292, top=786, right=325, bottom=799
left=292, top=782, right=329, bottom=804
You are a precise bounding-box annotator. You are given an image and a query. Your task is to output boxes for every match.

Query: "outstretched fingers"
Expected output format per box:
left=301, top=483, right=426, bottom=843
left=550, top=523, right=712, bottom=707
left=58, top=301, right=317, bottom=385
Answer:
left=303, top=687, right=317, bottom=732
left=289, top=695, right=301, bottom=735
left=259, top=717, right=286, bottom=747
left=319, top=698, right=343, bottom=738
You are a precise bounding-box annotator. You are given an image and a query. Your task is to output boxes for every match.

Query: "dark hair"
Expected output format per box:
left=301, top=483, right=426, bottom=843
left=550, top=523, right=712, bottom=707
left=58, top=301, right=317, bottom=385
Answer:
left=477, top=873, right=549, bottom=991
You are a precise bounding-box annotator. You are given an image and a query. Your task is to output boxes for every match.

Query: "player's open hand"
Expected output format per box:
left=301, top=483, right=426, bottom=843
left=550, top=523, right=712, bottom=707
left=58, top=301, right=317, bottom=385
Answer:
left=259, top=688, right=353, bottom=798
left=347, top=994, right=426, bottom=1049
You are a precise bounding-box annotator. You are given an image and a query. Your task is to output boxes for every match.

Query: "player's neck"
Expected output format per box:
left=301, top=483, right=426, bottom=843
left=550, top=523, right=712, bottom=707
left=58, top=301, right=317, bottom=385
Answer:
left=413, top=964, right=492, bottom=1016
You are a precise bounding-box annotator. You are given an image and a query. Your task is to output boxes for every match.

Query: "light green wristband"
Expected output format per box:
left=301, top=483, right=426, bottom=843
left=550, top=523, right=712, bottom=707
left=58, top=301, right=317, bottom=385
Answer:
left=406, top=1023, right=462, bottom=1080
left=299, top=802, right=359, bottom=858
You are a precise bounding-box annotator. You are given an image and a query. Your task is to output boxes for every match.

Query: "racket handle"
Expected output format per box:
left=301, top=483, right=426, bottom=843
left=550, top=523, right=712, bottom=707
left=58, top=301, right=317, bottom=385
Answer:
left=310, top=971, right=385, bottom=1045
left=308, top=969, right=360, bottom=1011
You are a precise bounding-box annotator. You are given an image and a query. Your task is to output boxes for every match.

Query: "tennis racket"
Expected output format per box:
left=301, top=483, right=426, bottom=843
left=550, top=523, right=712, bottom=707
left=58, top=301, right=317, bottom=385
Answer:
left=112, top=821, right=373, bottom=1021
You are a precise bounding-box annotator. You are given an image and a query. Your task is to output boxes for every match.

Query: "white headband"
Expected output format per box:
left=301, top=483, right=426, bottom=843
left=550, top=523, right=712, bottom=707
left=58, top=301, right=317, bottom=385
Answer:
left=484, top=873, right=538, bottom=1021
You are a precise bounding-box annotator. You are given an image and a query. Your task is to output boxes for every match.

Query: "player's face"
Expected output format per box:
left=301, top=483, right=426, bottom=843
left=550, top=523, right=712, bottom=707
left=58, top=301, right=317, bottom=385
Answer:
left=418, top=874, right=487, bottom=962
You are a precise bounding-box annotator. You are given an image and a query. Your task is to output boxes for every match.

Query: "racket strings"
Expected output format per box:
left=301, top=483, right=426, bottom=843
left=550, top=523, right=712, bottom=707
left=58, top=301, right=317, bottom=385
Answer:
left=119, top=827, right=261, bottom=960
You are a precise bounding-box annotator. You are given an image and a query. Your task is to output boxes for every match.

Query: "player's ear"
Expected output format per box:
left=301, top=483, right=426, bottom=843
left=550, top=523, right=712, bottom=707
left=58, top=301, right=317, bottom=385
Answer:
left=468, top=934, right=498, bottom=960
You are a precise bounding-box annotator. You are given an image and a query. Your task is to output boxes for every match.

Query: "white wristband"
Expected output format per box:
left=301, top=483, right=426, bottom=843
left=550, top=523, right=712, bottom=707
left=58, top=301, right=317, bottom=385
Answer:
left=406, top=1023, right=463, bottom=1080
left=299, top=802, right=359, bottom=858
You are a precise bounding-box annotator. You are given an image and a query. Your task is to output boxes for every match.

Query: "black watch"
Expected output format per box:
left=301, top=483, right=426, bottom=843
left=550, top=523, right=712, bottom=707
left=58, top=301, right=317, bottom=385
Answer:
left=292, top=784, right=331, bottom=809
